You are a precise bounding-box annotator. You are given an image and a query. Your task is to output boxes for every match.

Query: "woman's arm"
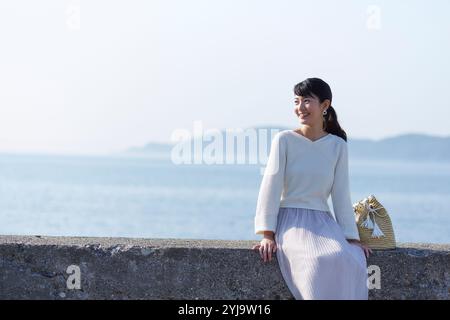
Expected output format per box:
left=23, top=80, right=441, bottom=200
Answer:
left=331, top=141, right=360, bottom=241
left=263, top=231, right=275, bottom=239
left=254, top=132, right=287, bottom=235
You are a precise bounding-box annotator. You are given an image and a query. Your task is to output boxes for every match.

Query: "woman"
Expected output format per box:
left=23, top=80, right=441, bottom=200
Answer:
left=252, top=77, right=372, bottom=300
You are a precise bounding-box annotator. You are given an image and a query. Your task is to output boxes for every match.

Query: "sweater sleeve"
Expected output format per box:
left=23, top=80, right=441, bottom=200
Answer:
left=254, top=132, right=287, bottom=235
left=331, top=141, right=360, bottom=240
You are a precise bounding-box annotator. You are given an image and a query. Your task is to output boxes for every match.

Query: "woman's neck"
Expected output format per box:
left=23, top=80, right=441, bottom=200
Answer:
left=295, top=126, right=328, bottom=139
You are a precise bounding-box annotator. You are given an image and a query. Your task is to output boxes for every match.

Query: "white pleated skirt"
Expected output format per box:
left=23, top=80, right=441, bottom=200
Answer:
left=275, top=207, right=368, bottom=300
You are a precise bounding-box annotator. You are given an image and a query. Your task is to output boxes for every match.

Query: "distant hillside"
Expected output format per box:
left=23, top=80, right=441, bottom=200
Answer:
left=347, top=133, right=450, bottom=162
left=123, top=127, right=450, bottom=162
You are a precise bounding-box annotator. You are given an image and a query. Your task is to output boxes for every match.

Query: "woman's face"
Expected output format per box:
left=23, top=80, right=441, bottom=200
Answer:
left=294, top=94, right=327, bottom=127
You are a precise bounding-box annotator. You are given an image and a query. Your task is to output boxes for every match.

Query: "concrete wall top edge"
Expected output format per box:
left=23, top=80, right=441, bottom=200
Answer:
left=0, top=235, right=449, bottom=254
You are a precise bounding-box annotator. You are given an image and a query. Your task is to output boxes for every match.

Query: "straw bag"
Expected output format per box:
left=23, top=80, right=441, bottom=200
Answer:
left=352, top=195, right=396, bottom=250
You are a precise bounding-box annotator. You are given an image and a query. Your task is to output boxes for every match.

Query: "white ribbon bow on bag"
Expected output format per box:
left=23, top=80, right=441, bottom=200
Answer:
left=355, top=196, right=385, bottom=238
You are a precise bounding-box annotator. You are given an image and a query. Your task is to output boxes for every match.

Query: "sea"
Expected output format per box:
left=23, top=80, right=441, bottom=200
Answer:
left=0, top=152, right=449, bottom=244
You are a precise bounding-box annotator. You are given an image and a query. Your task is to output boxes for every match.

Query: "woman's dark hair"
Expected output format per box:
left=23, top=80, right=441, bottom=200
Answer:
left=293, top=78, right=347, bottom=142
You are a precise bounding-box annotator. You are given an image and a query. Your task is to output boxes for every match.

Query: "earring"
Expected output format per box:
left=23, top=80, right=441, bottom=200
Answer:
left=323, top=109, right=327, bottom=115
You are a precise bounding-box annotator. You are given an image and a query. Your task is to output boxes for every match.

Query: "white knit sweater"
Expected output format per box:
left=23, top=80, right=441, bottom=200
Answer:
left=254, top=129, right=360, bottom=240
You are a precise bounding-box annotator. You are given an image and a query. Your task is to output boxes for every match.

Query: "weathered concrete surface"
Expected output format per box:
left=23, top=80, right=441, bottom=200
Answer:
left=0, top=235, right=448, bottom=300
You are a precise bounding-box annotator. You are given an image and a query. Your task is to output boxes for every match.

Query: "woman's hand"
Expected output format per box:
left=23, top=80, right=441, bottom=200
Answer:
left=252, top=237, right=277, bottom=263
left=347, top=239, right=373, bottom=258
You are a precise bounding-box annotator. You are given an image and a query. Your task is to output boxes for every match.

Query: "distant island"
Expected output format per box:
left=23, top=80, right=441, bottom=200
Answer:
left=123, top=125, right=450, bottom=162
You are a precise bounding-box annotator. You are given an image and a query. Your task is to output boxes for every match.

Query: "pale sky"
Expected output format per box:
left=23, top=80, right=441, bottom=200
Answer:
left=0, top=0, right=449, bottom=155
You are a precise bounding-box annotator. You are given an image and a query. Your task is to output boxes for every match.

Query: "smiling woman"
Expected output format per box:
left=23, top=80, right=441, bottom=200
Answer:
left=253, top=78, right=370, bottom=300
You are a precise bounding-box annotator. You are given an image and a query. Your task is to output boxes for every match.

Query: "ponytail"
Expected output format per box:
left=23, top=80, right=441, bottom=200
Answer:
left=323, top=105, right=347, bottom=142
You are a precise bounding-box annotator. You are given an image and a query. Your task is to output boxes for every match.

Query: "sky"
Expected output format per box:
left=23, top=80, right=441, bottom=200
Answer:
left=0, top=0, right=449, bottom=155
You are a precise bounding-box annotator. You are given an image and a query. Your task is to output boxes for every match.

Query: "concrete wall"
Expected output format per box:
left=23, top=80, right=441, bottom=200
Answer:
left=0, top=235, right=448, bottom=300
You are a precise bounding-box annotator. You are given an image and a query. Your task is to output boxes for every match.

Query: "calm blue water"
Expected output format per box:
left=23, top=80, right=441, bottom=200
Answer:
left=0, top=153, right=449, bottom=244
